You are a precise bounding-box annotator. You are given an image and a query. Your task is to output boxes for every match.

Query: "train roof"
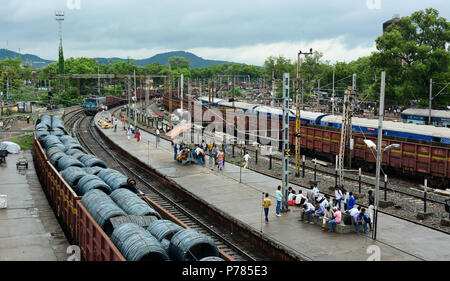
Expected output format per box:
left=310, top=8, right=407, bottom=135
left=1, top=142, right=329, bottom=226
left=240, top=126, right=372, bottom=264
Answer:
left=321, top=115, right=450, bottom=138
left=401, top=108, right=450, bottom=119
left=216, top=99, right=258, bottom=111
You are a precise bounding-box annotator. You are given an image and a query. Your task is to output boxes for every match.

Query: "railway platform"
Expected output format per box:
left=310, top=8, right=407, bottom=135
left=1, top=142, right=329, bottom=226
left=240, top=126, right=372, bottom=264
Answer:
left=0, top=151, right=70, bottom=261
left=95, top=112, right=450, bottom=261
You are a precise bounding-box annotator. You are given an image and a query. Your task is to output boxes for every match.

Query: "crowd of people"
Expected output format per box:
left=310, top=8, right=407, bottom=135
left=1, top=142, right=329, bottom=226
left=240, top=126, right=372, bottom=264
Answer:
left=263, top=183, right=374, bottom=234
left=172, top=140, right=228, bottom=170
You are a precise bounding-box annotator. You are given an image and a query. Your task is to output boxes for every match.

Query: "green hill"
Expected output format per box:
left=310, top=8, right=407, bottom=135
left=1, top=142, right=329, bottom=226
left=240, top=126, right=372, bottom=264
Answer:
left=0, top=49, right=238, bottom=69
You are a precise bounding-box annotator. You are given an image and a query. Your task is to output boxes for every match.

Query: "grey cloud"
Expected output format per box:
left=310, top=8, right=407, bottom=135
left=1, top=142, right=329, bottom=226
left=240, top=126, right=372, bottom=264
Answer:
left=0, top=0, right=448, bottom=62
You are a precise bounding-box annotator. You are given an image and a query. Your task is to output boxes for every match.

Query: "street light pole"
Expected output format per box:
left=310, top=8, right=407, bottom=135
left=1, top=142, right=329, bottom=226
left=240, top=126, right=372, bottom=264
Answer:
left=429, top=78, right=432, bottom=125
left=373, top=71, right=386, bottom=241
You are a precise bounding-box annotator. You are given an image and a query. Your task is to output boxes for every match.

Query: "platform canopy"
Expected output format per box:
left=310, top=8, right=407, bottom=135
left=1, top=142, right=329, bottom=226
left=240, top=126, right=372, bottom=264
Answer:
left=165, top=121, right=192, bottom=139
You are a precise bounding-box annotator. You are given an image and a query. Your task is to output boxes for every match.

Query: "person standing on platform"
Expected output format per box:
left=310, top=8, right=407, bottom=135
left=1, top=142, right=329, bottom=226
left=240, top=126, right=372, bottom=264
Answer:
left=156, top=128, right=160, bottom=146
left=262, top=193, right=271, bottom=224
left=347, top=192, right=356, bottom=211
left=121, top=117, right=125, bottom=130
left=136, top=128, right=141, bottom=142
left=173, top=141, right=178, bottom=160
left=306, top=188, right=315, bottom=204
left=114, top=118, right=118, bottom=132
left=312, top=184, right=319, bottom=202
left=368, top=190, right=375, bottom=206
left=127, top=128, right=131, bottom=140
left=334, top=186, right=343, bottom=210
left=213, top=145, right=219, bottom=165
left=217, top=150, right=224, bottom=171
left=343, top=190, right=350, bottom=210
left=243, top=152, right=250, bottom=169
left=276, top=186, right=282, bottom=217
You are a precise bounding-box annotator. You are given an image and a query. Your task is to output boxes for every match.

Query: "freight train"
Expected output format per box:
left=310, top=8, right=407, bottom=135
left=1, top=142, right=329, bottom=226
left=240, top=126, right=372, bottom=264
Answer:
left=33, top=115, right=230, bottom=261
left=162, top=95, right=450, bottom=187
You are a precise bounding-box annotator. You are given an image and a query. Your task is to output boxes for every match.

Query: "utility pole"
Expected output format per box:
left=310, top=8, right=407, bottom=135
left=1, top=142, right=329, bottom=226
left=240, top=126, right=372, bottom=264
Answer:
left=295, top=48, right=312, bottom=178
left=134, top=70, right=137, bottom=128
left=429, top=78, right=432, bottom=125
left=6, top=67, right=9, bottom=101
left=281, top=73, right=290, bottom=212
left=317, top=79, right=320, bottom=109
left=181, top=74, right=184, bottom=112
left=168, top=64, right=172, bottom=129
left=332, top=70, right=335, bottom=115
left=97, top=63, right=100, bottom=95
left=373, top=71, right=386, bottom=241
left=271, top=71, right=275, bottom=107
left=338, top=90, right=350, bottom=187
left=127, top=75, right=131, bottom=126
left=347, top=74, right=356, bottom=168
left=232, top=73, right=236, bottom=108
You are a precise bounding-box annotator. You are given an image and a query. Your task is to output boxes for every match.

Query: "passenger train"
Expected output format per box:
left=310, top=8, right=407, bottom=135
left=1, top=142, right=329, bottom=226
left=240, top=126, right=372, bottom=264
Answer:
left=198, top=97, right=450, bottom=144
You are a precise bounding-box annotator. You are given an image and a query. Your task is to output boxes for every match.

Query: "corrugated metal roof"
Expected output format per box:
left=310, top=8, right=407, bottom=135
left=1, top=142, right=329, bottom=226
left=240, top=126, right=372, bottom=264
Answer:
left=402, top=108, right=450, bottom=119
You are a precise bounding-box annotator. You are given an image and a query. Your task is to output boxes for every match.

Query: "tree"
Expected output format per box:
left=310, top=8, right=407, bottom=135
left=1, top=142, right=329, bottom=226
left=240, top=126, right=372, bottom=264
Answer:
left=168, top=56, right=190, bottom=69
left=371, top=8, right=450, bottom=105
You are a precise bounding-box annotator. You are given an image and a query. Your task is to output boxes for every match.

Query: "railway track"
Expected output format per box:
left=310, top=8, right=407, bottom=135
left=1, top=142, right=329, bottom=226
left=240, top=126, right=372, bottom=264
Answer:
left=75, top=115, right=260, bottom=261
left=62, top=106, right=84, bottom=133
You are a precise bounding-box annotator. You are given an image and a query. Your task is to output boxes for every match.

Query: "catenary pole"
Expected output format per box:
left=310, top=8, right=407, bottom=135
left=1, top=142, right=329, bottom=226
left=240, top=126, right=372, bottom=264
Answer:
left=373, top=71, right=386, bottom=241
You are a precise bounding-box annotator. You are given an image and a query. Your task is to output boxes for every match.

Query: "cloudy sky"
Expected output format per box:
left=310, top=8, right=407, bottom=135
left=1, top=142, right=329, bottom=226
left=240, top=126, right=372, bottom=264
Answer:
left=1, top=0, right=448, bottom=65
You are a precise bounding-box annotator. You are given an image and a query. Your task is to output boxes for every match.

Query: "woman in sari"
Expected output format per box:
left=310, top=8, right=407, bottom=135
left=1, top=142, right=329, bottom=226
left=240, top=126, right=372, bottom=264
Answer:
left=217, top=150, right=224, bottom=170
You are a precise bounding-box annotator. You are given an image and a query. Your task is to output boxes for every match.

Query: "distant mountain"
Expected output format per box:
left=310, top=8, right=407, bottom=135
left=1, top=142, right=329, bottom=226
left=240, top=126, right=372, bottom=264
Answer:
left=0, top=49, right=237, bottom=69
left=94, top=51, right=236, bottom=68
left=0, top=49, right=54, bottom=69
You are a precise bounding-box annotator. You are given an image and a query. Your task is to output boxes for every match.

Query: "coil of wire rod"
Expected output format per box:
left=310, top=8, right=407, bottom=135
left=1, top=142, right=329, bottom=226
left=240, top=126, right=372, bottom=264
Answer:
left=50, top=129, right=66, bottom=136
left=110, top=189, right=161, bottom=217
left=76, top=174, right=111, bottom=195
left=146, top=219, right=183, bottom=241
left=49, top=151, right=66, bottom=167
left=41, top=135, right=63, bottom=150
left=168, top=229, right=220, bottom=261
left=35, top=130, right=49, bottom=141
left=110, top=223, right=169, bottom=261
left=83, top=166, right=104, bottom=175
left=81, top=189, right=126, bottom=236
left=45, top=146, right=64, bottom=159
left=59, top=135, right=79, bottom=145
left=51, top=116, right=65, bottom=131
left=79, top=154, right=107, bottom=168
left=70, top=151, right=87, bottom=161
left=97, top=169, right=133, bottom=191
left=57, top=155, right=85, bottom=171
left=61, top=166, right=87, bottom=187
left=109, top=215, right=159, bottom=229
left=199, top=256, right=224, bottom=261
left=64, top=143, right=87, bottom=154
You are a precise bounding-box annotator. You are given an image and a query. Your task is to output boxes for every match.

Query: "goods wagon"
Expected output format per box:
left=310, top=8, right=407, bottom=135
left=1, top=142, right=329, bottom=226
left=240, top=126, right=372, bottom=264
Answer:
left=33, top=115, right=231, bottom=261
